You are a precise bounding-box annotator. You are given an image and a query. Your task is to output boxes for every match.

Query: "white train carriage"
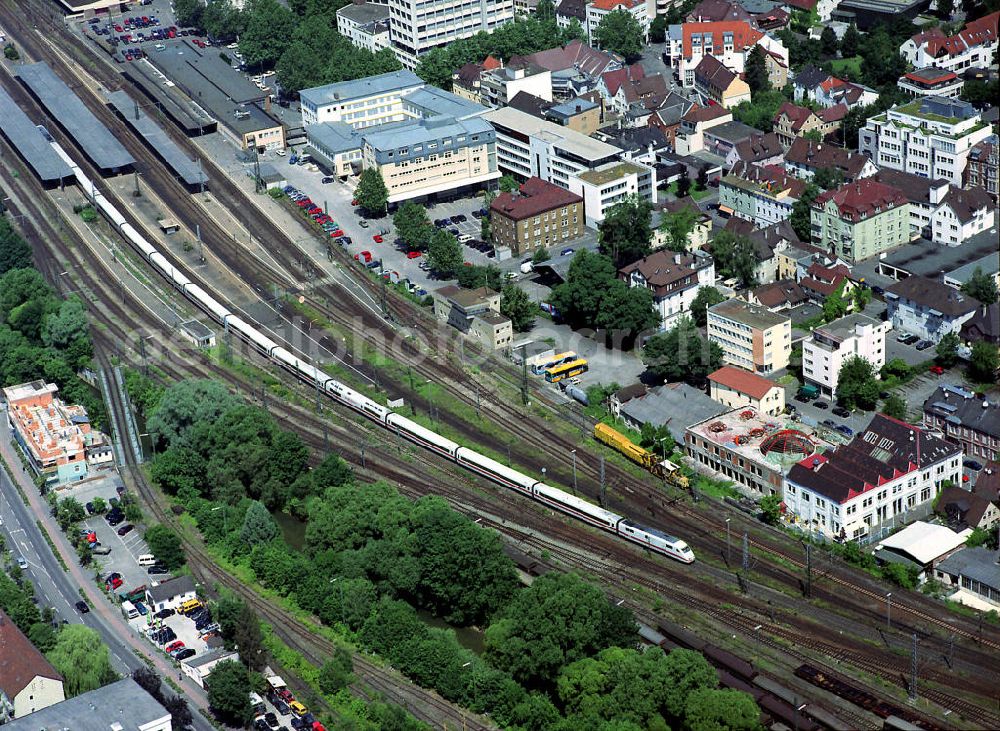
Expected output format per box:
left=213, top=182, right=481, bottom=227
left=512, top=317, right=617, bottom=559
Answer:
left=618, top=520, right=695, bottom=563
left=533, top=483, right=623, bottom=530
left=456, top=447, right=535, bottom=494
left=385, top=413, right=459, bottom=458
left=183, top=283, right=231, bottom=322
left=227, top=316, right=280, bottom=355
left=120, top=223, right=158, bottom=259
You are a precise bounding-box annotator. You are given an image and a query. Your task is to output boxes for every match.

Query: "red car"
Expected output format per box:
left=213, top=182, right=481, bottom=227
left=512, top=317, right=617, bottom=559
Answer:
left=929, top=365, right=945, bottom=375
left=351, top=198, right=359, bottom=206
left=165, top=640, right=185, bottom=653
left=355, top=250, right=372, bottom=263
left=332, top=229, right=345, bottom=237
left=107, top=576, right=123, bottom=590
left=406, top=251, right=422, bottom=259
left=372, top=234, right=383, bottom=243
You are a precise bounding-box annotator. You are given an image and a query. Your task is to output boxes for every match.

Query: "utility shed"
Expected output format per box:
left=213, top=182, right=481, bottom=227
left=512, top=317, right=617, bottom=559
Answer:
left=874, top=521, right=971, bottom=578
left=16, top=62, right=135, bottom=174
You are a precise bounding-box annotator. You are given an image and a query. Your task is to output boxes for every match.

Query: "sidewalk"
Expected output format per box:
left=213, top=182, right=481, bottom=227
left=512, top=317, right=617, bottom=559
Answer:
left=0, top=424, right=213, bottom=715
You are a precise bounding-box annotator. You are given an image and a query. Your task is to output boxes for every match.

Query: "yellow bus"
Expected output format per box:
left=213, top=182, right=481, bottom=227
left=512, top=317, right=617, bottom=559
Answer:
left=532, top=351, right=577, bottom=375
left=545, top=358, right=588, bottom=383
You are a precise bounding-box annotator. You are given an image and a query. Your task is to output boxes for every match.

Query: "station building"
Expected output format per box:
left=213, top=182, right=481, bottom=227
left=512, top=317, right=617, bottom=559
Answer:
left=783, top=414, right=962, bottom=540
left=3, top=381, right=112, bottom=487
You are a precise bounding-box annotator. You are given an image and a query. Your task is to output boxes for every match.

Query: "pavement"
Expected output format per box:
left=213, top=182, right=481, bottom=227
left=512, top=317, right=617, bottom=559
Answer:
left=0, top=418, right=213, bottom=730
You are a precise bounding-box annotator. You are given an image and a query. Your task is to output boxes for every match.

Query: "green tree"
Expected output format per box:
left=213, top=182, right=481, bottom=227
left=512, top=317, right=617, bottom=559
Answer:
left=840, top=103, right=872, bottom=148
left=319, top=647, right=355, bottom=694
left=485, top=572, right=638, bottom=687
left=660, top=204, right=699, bottom=252
left=882, top=393, right=908, bottom=421
left=649, top=14, right=668, bottom=43
left=55, top=497, right=85, bottom=531
left=822, top=281, right=850, bottom=322
left=732, top=89, right=785, bottom=132
left=966, top=526, right=1000, bottom=550
left=205, top=659, right=253, bottom=726
left=46, top=625, right=116, bottom=697
left=960, top=267, right=999, bottom=304
left=150, top=446, right=206, bottom=496
left=969, top=341, right=999, bottom=383
left=394, top=201, right=433, bottom=251
left=145, top=525, right=185, bottom=570
left=853, top=285, right=872, bottom=312
left=639, top=422, right=674, bottom=456
left=147, top=379, right=238, bottom=450
left=710, top=230, right=758, bottom=287
left=232, top=602, right=266, bottom=670
left=675, top=168, right=691, bottom=199
left=744, top=45, right=770, bottom=93
left=690, top=287, right=725, bottom=328
left=174, top=0, right=204, bottom=27
left=501, top=284, right=536, bottom=332
left=593, top=8, right=644, bottom=62
left=962, top=78, right=1000, bottom=107
left=660, top=648, right=719, bottom=719
left=937, top=0, right=955, bottom=17
left=239, top=0, right=297, bottom=69
left=836, top=355, right=879, bottom=410
left=355, top=167, right=389, bottom=216
left=595, top=280, right=659, bottom=347
left=820, top=26, right=838, bottom=57
left=759, top=494, right=782, bottom=525
left=840, top=24, right=860, bottom=58
left=535, top=0, right=556, bottom=22
left=550, top=250, right=617, bottom=329
left=684, top=687, right=761, bottom=731
left=790, top=182, right=820, bottom=242
left=642, top=317, right=723, bottom=385
left=598, top=196, right=653, bottom=266
left=202, top=0, right=242, bottom=41
left=532, top=246, right=551, bottom=265
left=240, top=500, right=280, bottom=547
left=935, top=331, right=961, bottom=368
left=0, top=219, right=32, bottom=274
left=499, top=175, right=520, bottom=193
left=881, top=357, right=911, bottom=381
left=427, top=228, right=463, bottom=277
left=812, top=166, right=844, bottom=191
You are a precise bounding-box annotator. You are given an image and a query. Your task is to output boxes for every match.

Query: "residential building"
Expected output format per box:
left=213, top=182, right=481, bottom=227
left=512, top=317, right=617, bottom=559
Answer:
left=451, top=56, right=503, bottom=102
left=703, top=120, right=760, bottom=160
left=935, top=547, right=1000, bottom=610
left=665, top=20, right=788, bottom=89
left=707, top=365, right=785, bottom=416
left=810, top=178, right=909, bottom=263
left=686, top=0, right=756, bottom=23
left=587, top=0, right=649, bottom=47
left=899, top=12, right=999, bottom=74
left=763, top=47, right=789, bottom=89
left=509, top=40, right=624, bottom=99
left=792, top=65, right=876, bottom=109
left=3, top=380, right=111, bottom=486
left=784, top=414, right=962, bottom=540
left=568, top=160, right=658, bottom=226
left=480, top=63, right=553, bottom=108
left=935, top=486, right=1000, bottom=532
left=784, top=138, right=878, bottom=182
left=747, top=279, right=808, bottom=311
left=651, top=196, right=712, bottom=251
left=673, top=103, right=732, bottom=155
left=545, top=97, right=602, bottom=135
left=923, top=384, right=1000, bottom=462
left=898, top=67, right=965, bottom=98
left=802, top=313, right=889, bottom=397
left=686, top=406, right=830, bottom=496
left=646, top=93, right=695, bottom=151
left=0, top=610, right=64, bottom=721
left=489, top=177, right=584, bottom=254
left=302, top=72, right=500, bottom=201
left=485, top=105, right=623, bottom=189
left=962, top=303, right=1000, bottom=346
left=609, top=382, right=648, bottom=418
left=432, top=286, right=513, bottom=350
left=621, top=383, right=726, bottom=442
left=3, top=678, right=169, bottom=731
left=721, top=217, right=801, bottom=285
left=596, top=126, right=671, bottom=168
left=145, top=576, right=197, bottom=613
left=965, top=136, right=998, bottom=202
left=725, top=132, right=783, bottom=169
left=783, top=0, right=837, bottom=21
left=599, top=67, right=670, bottom=119
left=773, top=101, right=846, bottom=148
left=718, top=161, right=806, bottom=226
left=555, top=0, right=588, bottom=30
left=858, top=96, right=993, bottom=187
left=872, top=168, right=952, bottom=240
left=618, top=249, right=715, bottom=329
left=798, top=261, right=854, bottom=303
left=387, top=0, right=515, bottom=69
left=181, top=649, right=240, bottom=689
left=886, top=276, right=981, bottom=343
left=336, top=1, right=391, bottom=54
left=707, top=299, right=791, bottom=373
left=693, top=54, right=750, bottom=108
left=930, top=186, right=995, bottom=247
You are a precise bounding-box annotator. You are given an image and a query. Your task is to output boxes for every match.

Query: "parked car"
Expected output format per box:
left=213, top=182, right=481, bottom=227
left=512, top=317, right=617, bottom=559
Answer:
left=835, top=425, right=854, bottom=437
left=154, top=608, right=175, bottom=620
left=406, top=251, right=422, bottom=259
left=265, top=713, right=280, bottom=728
left=75, top=600, right=90, bottom=614
left=174, top=648, right=196, bottom=661
left=915, top=339, right=934, bottom=351
left=372, top=234, right=383, bottom=243
left=832, top=406, right=850, bottom=418
left=821, top=419, right=837, bottom=429
left=814, top=400, right=829, bottom=410
left=147, top=565, right=169, bottom=575
left=929, top=364, right=945, bottom=375
left=135, top=602, right=148, bottom=616
left=964, top=459, right=984, bottom=471
left=560, top=247, right=574, bottom=256
left=117, top=524, right=135, bottom=536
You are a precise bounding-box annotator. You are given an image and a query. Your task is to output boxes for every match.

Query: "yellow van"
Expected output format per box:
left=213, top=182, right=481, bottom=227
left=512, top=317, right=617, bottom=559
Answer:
left=179, top=598, right=203, bottom=615
left=289, top=701, right=308, bottom=717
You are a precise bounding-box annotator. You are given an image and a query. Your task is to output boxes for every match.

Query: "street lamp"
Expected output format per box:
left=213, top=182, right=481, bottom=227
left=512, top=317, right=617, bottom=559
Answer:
left=725, top=517, right=731, bottom=567
left=570, top=449, right=577, bottom=494
left=211, top=505, right=228, bottom=536
left=885, top=592, right=892, bottom=629
left=754, top=624, right=763, bottom=662
left=462, top=661, right=476, bottom=711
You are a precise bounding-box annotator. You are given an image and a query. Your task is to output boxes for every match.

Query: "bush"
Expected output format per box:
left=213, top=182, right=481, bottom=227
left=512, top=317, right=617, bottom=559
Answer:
left=4, top=43, right=18, bottom=60
left=78, top=206, right=98, bottom=224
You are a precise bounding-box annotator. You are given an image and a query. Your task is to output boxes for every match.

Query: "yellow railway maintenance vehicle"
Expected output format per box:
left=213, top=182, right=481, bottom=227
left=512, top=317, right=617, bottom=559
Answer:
left=594, top=423, right=690, bottom=489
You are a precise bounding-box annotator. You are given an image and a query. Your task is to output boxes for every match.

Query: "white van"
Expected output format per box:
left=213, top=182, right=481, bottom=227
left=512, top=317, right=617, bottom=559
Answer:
left=138, top=554, right=157, bottom=567
left=121, top=600, right=140, bottom=620
left=249, top=692, right=266, bottom=715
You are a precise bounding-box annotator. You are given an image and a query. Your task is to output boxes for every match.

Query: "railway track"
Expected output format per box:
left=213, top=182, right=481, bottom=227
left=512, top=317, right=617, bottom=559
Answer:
left=4, top=3, right=999, bottom=721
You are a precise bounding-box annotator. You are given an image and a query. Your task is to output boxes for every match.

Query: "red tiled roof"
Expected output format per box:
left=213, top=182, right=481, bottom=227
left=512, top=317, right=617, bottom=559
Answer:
left=785, top=0, right=816, bottom=9
left=728, top=160, right=807, bottom=197
left=0, top=609, right=63, bottom=699
left=785, top=138, right=872, bottom=180
left=708, top=365, right=778, bottom=400
left=923, top=11, right=998, bottom=57
left=682, top=103, right=731, bottom=124
left=682, top=21, right=763, bottom=60
left=814, top=179, right=908, bottom=223
left=816, top=103, right=848, bottom=123
left=775, top=101, right=816, bottom=132
left=590, top=0, right=640, bottom=10
left=490, top=177, right=582, bottom=222
left=602, top=63, right=645, bottom=96
left=904, top=67, right=957, bottom=84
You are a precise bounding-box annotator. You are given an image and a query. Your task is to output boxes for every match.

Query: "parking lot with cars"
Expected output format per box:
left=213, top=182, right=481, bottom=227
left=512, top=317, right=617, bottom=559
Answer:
left=254, top=673, right=328, bottom=731
left=139, top=598, right=216, bottom=665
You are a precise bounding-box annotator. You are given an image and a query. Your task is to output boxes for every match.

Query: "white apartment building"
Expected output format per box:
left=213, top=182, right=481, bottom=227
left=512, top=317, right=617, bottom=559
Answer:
left=618, top=249, right=715, bottom=330
left=587, top=0, right=649, bottom=47
left=336, top=2, right=391, bottom=54
left=783, top=414, right=962, bottom=540
left=568, top=160, right=657, bottom=226
left=707, top=299, right=791, bottom=374
left=388, top=0, right=515, bottom=69
left=802, top=313, right=889, bottom=398
left=858, top=96, right=993, bottom=187
left=899, top=12, right=999, bottom=74
left=664, top=20, right=788, bottom=88
left=480, top=64, right=553, bottom=108
left=930, top=186, right=996, bottom=247
left=299, top=70, right=424, bottom=127
left=484, top=105, right=623, bottom=188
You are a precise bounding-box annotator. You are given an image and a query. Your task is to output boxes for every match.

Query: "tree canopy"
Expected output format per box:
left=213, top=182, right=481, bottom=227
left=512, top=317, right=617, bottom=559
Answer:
left=790, top=182, right=820, bottom=242
left=593, top=9, right=645, bottom=62
left=935, top=332, right=961, bottom=368
left=643, top=317, right=723, bottom=385
left=961, top=267, right=998, bottom=305
left=836, top=355, right=879, bottom=410
left=46, top=625, right=116, bottom=697
left=394, top=202, right=434, bottom=252
left=660, top=204, right=699, bottom=252
left=205, top=660, right=253, bottom=726
left=969, top=341, right=999, bottom=383
left=882, top=393, right=908, bottom=421
left=145, top=524, right=185, bottom=570
left=598, top=196, right=653, bottom=267
left=709, top=230, right=758, bottom=287
left=240, top=500, right=280, bottom=546
left=355, top=168, right=389, bottom=216
left=501, top=284, right=536, bottom=332
left=744, top=45, right=770, bottom=93
left=427, top=229, right=464, bottom=278
left=690, top=287, right=725, bottom=328
left=0, top=218, right=32, bottom=274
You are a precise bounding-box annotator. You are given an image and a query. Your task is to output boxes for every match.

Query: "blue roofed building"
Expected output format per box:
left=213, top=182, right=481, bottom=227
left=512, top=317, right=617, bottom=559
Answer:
left=301, top=71, right=499, bottom=202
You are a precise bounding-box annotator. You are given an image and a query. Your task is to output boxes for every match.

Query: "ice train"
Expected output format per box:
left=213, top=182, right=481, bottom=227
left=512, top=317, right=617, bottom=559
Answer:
left=51, top=141, right=695, bottom=564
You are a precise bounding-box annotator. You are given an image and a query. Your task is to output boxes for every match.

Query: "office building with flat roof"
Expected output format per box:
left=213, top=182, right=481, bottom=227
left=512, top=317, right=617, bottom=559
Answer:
left=388, top=0, right=515, bottom=69
left=568, top=160, right=658, bottom=226
left=336, top=1, right=392, bottom=54
left=803, top=313, right=889, bottom=397
left=707, top=299, right=791, bottom=373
